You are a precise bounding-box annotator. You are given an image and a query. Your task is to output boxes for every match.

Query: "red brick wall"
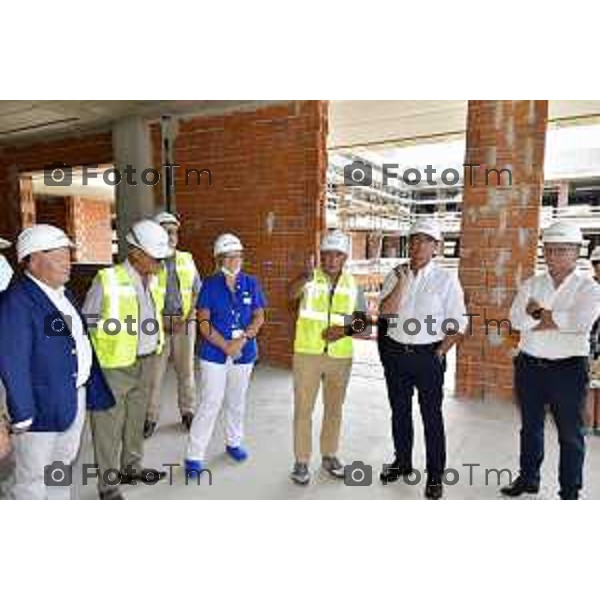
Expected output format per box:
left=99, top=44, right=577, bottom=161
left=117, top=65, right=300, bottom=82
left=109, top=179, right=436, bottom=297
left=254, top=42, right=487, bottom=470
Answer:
left=457, top=100, right=548, bottom=400
left=69, top=196, right=113, bottom=263
left=159, top=101, right=328, bottom=366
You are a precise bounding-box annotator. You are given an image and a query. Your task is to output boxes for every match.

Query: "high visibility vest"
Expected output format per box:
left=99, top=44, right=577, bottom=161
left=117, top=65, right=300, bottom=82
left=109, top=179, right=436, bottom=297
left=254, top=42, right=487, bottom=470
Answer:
left=90, top=263, right=167, bottom=369
left=294, top=268, right=357, bottom=358
left=173, top=251, right=197, bottom=319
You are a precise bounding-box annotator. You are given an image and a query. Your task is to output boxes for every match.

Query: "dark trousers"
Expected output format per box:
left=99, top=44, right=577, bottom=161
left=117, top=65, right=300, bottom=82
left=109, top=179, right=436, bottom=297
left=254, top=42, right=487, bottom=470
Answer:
left=514, top=353, right=588, bottom=493
left=378, top=330, right=446, bottom=479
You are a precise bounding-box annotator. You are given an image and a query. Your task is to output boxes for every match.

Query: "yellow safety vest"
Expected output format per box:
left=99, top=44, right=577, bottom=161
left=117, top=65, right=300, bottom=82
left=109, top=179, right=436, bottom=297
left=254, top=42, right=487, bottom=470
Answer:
left=173, top=251, right=197, bottom=319
left=294, top=268, right=357, bottom=358
left=90, top=263, right=167, bottom=369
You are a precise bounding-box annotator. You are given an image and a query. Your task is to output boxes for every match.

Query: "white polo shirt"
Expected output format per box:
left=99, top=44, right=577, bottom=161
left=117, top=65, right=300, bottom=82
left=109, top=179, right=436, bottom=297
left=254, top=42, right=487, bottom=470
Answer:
left=379, top=260, right=468, bottom=344
left=510, top=269, right=600, bottom=359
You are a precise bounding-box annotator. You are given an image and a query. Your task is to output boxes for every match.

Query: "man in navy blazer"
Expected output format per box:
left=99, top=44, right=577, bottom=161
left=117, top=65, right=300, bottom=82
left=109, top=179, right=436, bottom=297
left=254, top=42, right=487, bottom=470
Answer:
left=0, top=224, right=115, bottom=500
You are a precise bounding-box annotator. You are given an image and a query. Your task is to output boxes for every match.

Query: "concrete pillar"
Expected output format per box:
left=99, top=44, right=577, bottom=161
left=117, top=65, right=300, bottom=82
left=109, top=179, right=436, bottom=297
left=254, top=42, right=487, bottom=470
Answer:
left=456, top=100, right=548, bottom=401
left=112, top=116, right=156, bottom=258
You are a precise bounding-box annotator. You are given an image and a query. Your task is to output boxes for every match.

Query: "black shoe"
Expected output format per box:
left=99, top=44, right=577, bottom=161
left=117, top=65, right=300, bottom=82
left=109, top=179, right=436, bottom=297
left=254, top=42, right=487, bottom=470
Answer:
left=143, top=420, right=157, bottom=439
left=119, top=468, right=167, bottom=484
left=500, top=476, right=540, bottom=497
left=559, top=489, right=579, bottom=500
left=425, top=478, right=443, bottom=500
left=181, top=412, right=194, bottom=431
left=380, top=459, right=413, bottom=484
left=99, top=488, right=125, bottom=500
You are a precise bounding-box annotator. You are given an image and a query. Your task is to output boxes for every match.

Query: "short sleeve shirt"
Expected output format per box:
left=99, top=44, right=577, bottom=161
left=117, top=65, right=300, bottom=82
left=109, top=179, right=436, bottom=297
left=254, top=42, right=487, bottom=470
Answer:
left=197, top=272, right=266, bottom=364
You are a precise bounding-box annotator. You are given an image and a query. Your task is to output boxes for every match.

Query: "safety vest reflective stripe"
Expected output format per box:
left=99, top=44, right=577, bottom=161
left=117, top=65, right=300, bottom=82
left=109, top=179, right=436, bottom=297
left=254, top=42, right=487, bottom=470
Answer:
left=174, top=251, right=197, bottom=319
left=298, top=309, right=347, bottom=326
left=294, top=268, right=357, bottom=358
left=298, top=308, right=328, bottom=321
left=90, top=264, right=167, bottom=369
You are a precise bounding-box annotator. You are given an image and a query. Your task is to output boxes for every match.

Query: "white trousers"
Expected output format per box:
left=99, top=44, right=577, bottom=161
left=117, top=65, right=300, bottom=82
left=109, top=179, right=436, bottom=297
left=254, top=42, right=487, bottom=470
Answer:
left=187, top=359, right=254, bottom=461
left=10, top=388, right=86, bottom=500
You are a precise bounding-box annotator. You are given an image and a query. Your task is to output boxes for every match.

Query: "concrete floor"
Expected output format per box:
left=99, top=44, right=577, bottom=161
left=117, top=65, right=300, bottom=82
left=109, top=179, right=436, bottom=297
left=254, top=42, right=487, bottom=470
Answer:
left=66, top=340, right=600, bottom=500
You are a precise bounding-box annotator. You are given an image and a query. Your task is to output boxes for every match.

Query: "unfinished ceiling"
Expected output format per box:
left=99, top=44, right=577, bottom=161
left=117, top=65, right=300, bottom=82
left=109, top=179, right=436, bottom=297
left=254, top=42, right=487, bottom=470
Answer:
left=328, top=100, right=600, bottom=150
left=0, top=100, right=275, bottom=145
left=2, top=99, right=600, bottom=150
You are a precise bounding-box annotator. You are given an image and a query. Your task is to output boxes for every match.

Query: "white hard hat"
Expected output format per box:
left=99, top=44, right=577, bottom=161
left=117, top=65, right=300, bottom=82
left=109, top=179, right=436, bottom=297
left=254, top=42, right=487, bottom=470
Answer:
left=214, top=233, right=243, bottom=257
left=126, top=219, right=174, bottom=260
left=591, top=247, right=600, bottom=263
left=321, top=230, right=350, bottom=255
left=542, top=221, right=583, bottom=245
left=16, top=224, right=75, bottom=262
left=409, top=218, right=442, bottom=242
left=0, top=237, right=10, bottom=250
left=153, top=211, right=180, bottom=227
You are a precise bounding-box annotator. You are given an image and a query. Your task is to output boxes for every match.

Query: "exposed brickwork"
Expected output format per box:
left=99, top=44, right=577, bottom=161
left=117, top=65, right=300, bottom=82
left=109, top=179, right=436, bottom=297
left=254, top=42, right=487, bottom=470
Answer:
left=68, top=196, right=113, bottom=263
left=456, top=100, right=549, bottom=400
left=155, top=101, right=328, bottom=367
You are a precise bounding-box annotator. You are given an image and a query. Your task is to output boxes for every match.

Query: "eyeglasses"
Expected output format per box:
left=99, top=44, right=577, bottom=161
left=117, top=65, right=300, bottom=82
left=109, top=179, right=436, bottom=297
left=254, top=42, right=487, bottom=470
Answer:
left=544, top=246, right=578, bottom=256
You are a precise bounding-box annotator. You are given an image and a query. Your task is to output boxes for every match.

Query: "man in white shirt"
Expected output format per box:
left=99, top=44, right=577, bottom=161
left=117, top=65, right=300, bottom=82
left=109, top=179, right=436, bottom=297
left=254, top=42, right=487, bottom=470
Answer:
left=502, top=221, right=600, bottom=500
left=378, top=218, right=467, bottom=499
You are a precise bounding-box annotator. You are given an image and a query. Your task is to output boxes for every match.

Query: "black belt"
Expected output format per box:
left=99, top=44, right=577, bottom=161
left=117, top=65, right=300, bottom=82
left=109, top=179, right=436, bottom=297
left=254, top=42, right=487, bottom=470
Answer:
left=384, top=338, right=442, bottom=354
left=518, top=352, right=586, bottom=368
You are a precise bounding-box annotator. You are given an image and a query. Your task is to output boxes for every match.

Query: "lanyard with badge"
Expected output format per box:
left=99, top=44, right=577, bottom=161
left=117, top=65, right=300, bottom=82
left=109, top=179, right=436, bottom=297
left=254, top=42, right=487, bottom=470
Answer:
left=227, top=275, right=246, bottom=361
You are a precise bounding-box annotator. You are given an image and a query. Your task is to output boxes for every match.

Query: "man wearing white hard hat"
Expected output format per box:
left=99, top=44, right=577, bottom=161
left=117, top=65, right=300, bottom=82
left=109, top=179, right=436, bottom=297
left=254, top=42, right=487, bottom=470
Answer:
left=83, top=219, right=173, bottom=499
left=586, top=246, right=600, bottom=436
left=503, top=221, right=600, bottom=500
left=288, top=230, right=367, bottom=485
left=0, top=224, right=115, bottom=499
left=378, top=217, right=467, bottom=499
left=184, top=233, right=266, bottom=479
left=143, top=212, right=201, bottom=438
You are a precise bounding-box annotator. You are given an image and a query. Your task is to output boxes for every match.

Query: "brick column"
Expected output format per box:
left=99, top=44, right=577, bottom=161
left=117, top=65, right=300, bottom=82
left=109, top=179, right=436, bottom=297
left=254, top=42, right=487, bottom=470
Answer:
left=457, top=100, right=548, bottom=400
left=159, top=101, right=328, bottom=367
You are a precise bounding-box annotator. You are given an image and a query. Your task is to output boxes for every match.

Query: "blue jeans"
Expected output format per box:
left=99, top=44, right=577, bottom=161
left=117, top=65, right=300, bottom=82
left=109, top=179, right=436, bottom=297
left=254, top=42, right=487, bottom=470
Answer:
left=514, top=353, right=588, bottom=493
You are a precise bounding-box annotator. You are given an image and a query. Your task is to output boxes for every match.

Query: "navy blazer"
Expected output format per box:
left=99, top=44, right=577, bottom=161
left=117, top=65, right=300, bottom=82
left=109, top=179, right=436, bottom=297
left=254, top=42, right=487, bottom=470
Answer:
left=0, top=276, right=115, bottom=432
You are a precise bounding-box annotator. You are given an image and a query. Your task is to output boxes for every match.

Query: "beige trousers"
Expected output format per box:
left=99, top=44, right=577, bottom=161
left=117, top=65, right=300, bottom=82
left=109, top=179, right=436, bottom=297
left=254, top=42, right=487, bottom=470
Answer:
left=292, top=353, right=353, bottom=463
left=145, top=323, right=197, bottom=422
left=89, top=355, right=154, bottom=492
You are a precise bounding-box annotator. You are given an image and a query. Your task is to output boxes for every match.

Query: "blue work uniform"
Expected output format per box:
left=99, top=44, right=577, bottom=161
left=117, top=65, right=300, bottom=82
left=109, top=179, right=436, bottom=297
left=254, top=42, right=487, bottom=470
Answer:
left=197, top=272, right=267, bottom=364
